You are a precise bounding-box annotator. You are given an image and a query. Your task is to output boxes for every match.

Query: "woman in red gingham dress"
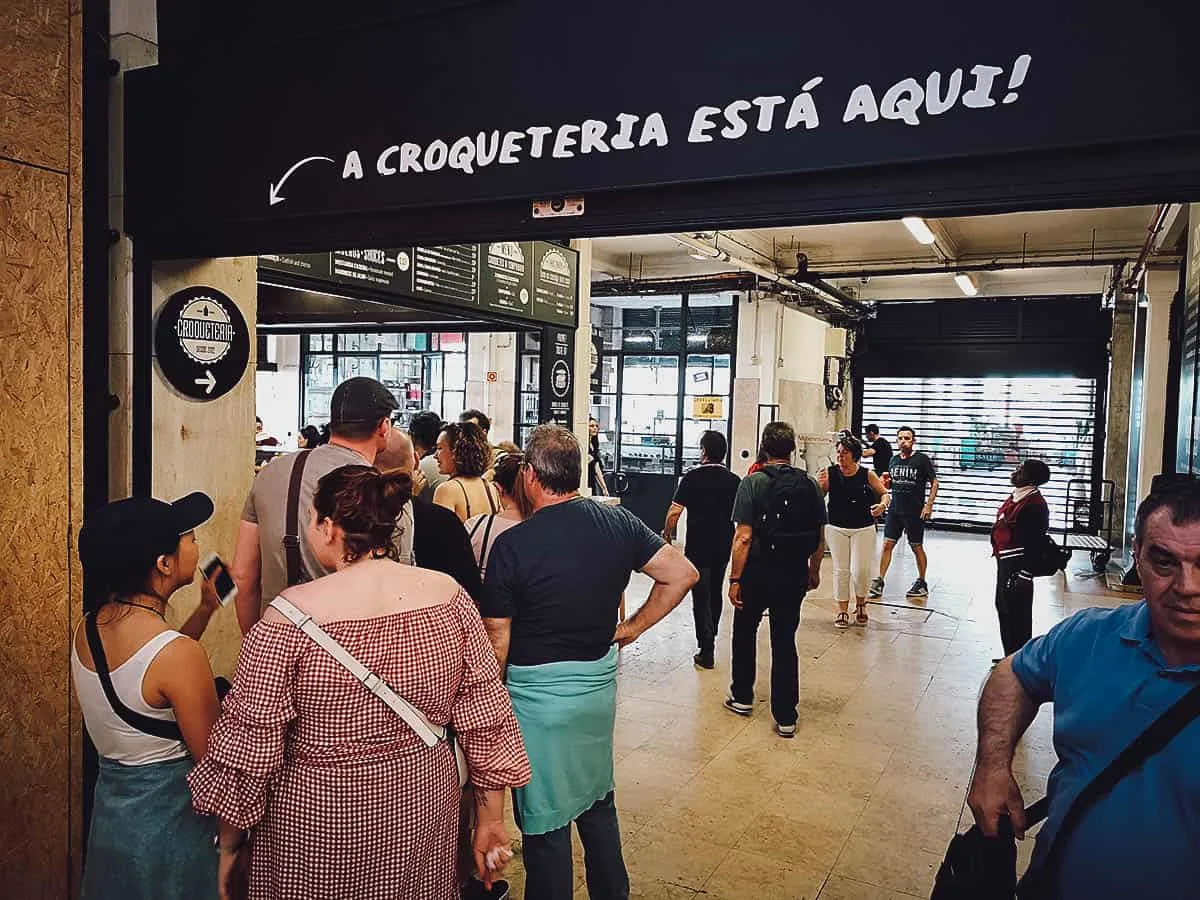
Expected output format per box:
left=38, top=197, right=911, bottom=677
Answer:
left=189, top=466, right=531, bottom=900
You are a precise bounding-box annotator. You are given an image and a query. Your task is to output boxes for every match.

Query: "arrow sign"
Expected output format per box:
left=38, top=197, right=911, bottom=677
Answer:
left=194, top=370, right=217, bottom=395
left=269, top=156, right=335, bottom=206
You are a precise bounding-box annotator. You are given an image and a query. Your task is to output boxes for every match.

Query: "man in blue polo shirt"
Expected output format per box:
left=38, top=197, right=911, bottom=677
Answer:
left=966, top=479, right=1200, bottom=897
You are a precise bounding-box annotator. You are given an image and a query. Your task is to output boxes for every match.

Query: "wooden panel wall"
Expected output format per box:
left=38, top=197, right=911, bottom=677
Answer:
left=0, top=1, right=85, bottom=896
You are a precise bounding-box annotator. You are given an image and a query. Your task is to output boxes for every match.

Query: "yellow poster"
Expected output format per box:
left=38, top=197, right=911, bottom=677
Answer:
left=692, top=396, right=724, bottom=419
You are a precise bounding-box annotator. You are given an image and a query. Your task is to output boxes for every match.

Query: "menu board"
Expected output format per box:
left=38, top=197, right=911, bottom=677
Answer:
left=539, top=325, right=575, bottom=428
left=258, top=240, right=577, bottom=327
left=479, top=241, right=534, bottom=318
left=412, top=245, right=479, bottom=307
left=330, top=248, right=413, bottom=292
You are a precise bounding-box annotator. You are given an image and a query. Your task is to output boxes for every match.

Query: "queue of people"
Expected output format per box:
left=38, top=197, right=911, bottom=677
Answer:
left=75, top=369, right=1120, bottom=899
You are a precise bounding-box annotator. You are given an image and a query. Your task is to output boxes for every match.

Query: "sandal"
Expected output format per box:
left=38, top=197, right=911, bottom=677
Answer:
left=835, top=610, right=850, bottom=629
left=854, top=603, right=869, bottom=626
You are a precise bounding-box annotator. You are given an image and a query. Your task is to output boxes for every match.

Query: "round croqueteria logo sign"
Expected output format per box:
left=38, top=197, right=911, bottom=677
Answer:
left=155, top=286, right=250, bottom=401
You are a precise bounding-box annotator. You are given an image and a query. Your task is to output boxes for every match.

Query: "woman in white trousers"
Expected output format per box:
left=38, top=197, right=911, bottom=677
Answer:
left=817, top=435, right=890, bottom=628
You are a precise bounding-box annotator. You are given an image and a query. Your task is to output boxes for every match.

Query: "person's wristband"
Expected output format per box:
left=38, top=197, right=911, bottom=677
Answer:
left=215, top=833, right=248, bottom=854
left=728, top=577, right=741, bottom=584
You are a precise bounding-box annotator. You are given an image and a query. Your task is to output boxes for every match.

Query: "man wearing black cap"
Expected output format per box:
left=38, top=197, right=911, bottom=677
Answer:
left=231, top=377, right=399, bottom=634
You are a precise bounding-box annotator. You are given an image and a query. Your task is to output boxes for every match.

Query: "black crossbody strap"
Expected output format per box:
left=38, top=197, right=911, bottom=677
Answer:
left=84, top=614, right=184, bottom=742
left=284, top=449, right=312, bottom=587
left=1024, top=680, right=1200, bottom=890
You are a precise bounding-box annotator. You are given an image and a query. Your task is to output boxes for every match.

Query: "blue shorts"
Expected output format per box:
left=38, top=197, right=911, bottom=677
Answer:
left=883, top=507, right=925, bottom=545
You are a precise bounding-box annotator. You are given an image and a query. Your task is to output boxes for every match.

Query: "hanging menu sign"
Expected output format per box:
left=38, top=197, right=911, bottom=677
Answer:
left=330, top=248, right=413, bottom=291
left=533, top=244, right=576, bottom=326
left=412, top=244, right=479, bottom=306
left=479, top=241, right=534, bottom=318
left=258, top=240, right=576, bottom=327
left=539, top=325, right=575, bottom=429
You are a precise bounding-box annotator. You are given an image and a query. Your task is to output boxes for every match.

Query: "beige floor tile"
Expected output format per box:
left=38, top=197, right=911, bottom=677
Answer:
left=735, top=810, right=852, bottom=870
left=623, top=828, right=732, bottom=890
left=817, top=874, right=923, bottom=899
left=833, top=829, right=943, bottom=897
left=701, top=848, right=828, bottom=900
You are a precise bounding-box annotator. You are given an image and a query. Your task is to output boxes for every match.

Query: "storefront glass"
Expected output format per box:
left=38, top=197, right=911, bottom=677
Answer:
left=589, top=293, right=736, bottom=523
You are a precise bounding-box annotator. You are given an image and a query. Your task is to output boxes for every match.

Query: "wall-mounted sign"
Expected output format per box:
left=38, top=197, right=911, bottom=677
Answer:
left=155, top=286, right=250, bottom=401
left=539, top=326, right=575, bottom=429
left=258, top=240, right=577, bottom=328
left=693, top=396, right=725, bottom=420
left=128, top=1, right=1200, bottom=257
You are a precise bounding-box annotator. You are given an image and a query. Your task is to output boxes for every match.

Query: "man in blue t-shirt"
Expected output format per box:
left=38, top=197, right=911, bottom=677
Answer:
left=868, top=425, right=938, bottom=599
left=966, top=479, right=1200, bottom=898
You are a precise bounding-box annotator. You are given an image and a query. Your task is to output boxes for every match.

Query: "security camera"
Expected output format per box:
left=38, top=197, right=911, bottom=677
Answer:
left=550, top=197, right=566, bottom=213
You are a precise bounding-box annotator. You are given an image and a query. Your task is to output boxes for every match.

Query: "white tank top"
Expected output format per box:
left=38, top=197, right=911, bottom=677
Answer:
left=71, top=629, right=190, bottom=765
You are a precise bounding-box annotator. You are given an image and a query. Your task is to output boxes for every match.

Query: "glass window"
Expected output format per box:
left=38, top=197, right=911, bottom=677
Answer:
left=306, top=333, right=334, bottom=352
left=337, top=356, right=378, bottom=382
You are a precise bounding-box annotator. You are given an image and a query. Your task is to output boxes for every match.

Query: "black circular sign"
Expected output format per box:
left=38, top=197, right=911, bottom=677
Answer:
left=154, top=286, right=250, bottom=401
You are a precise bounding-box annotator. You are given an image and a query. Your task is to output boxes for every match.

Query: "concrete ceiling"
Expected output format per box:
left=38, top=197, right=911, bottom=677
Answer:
left=590, top=205, right=1185, bottom=302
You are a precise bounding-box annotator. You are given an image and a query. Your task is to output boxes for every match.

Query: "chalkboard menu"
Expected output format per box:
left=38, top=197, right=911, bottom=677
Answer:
left=259, top=241, right=576, bottom=327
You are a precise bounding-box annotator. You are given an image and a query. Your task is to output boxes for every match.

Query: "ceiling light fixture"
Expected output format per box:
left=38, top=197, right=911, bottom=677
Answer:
left=689, top=250, right=712, bottom=261
left=954, top=273, right=979, bottom=297
left=901, top=216, right=937, bottom=245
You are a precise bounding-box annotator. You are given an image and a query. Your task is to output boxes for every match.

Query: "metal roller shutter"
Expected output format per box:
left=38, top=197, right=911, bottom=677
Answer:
left=860, top=376, right=1099, bottom=529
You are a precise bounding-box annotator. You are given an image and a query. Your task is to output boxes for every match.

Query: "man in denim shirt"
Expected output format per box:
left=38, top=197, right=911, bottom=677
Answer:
left=966, top=480, right=1200, bottom=898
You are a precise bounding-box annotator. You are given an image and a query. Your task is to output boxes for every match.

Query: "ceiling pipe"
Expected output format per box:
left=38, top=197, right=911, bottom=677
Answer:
left=811, top=255, right=1134, bottom=281
left=1123, top=203, right=1175, bottom=293
left=668, top=233, right=869, bottom=320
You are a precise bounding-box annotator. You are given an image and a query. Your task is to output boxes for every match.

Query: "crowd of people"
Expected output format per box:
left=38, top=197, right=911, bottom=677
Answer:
left=72, top=370, right=1200, bottom=899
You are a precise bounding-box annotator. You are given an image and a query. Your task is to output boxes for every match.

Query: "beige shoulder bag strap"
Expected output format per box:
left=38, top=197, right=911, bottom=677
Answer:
left=269, top=596, right=467, bottom=786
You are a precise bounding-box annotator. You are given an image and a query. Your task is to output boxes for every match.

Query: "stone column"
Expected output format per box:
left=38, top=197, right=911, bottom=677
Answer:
left=1104, top=293, right=1137, bottom=556
left=571, top=239, right=593, bottom=488
left=1137, top=269, right=1179, bottom=500
left=151, top=260, right=258, bottom=679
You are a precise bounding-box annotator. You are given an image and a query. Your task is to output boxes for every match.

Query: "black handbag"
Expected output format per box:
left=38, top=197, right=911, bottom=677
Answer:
left=932, top=681, right=1200, bottom=899
left=1023, top=533, right=1072, bottom=578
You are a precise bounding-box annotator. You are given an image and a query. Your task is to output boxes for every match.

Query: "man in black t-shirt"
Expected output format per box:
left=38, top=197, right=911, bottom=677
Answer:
left=726, top=422, right=827, bottom=738
left=861, top=424, right=893, bottom=479
left=481, top=425, right=697, bottom=899
left=663, top=430, right=741, bottom=669
left=868, top=425, right=939, bottom=599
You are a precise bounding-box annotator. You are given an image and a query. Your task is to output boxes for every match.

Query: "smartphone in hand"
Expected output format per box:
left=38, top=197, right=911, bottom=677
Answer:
left=200, top=553, right=238, bottom=606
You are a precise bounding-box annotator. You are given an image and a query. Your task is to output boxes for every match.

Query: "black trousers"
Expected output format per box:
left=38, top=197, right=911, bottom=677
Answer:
left=690, top=557, right=728, bottom=655
left=730, top=571, right=805, bottom=726
left=995, top=556, right=1035, bottom=656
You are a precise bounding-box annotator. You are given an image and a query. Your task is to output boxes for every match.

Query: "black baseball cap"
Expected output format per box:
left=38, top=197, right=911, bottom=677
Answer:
left=330, top=377, right=399, bottom=426
left=78, top=492, right=215, bottom=575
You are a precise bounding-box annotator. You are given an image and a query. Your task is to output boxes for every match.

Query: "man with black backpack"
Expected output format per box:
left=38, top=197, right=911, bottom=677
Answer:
left=725, top=422, right=827, bottom=738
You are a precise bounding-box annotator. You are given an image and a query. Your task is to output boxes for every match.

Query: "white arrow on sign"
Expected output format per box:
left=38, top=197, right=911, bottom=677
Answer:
left=268, top=156, right=336, bottom=206
left=194, top=370, right=217, bottom=395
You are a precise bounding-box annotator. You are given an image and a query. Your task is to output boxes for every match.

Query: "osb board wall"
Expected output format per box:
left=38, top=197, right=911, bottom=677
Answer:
left=779, top=379, right=851, bottom=470
left=0, top=163, right=73, bottom=898
left=151, top=259, right=257, bottom=678
left=0, top=1, right=84, bottom=896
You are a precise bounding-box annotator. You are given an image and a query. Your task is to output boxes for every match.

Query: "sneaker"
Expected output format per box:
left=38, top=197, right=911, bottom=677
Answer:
left=867, top=577, right=885, bottom=598
left=724, top=697, right=753, bottom=717
left=775, top=722, right=796, bottom=739
left=693, top=651, right=715, bottom=670
left=907, top=579, right=929, bottom=598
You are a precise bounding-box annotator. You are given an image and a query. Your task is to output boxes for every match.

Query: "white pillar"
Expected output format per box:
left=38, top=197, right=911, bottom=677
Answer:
left=1138, top=269, right=1178, bottom=499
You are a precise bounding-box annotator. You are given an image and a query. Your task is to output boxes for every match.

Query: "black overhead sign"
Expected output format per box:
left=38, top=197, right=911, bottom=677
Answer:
left=259, top=241, right=578, bottom=327
left=155, top=286, right=251, bottom=401
left=126, top=0, right=1200, bottom=253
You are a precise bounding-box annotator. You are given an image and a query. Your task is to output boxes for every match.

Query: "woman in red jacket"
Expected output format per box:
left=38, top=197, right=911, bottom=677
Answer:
left=991, top=458, right=1051, bottom=657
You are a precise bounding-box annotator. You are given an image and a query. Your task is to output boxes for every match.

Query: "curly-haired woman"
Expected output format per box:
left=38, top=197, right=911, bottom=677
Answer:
left=433, top=421, right=501, bottom=522
left=189, top=465, right=531, bottom=900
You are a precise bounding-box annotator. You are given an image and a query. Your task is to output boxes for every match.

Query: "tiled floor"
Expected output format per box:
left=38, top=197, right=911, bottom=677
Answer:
left=499, top=531, right=1132, bottom=898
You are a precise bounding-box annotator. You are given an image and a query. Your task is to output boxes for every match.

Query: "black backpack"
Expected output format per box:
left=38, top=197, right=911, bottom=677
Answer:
left=751, top=465, right=821, bottom=563
left=1023, top=533, right=1072, bottom=577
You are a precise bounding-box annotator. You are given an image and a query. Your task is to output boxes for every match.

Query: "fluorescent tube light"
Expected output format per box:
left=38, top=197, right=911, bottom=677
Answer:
left=901, top=216, right=937, bottom=245
left=954, top=273, right=979, bottom=296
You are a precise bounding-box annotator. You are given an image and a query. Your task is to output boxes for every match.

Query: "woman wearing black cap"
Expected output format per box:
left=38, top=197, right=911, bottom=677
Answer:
left=72, top=491, right=226, bottom=900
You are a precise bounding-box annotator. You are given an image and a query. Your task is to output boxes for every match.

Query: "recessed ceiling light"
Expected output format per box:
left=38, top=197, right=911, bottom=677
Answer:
left=954, top=273, right=979, bottom=296
left=901, top=216, right=937, bottom=245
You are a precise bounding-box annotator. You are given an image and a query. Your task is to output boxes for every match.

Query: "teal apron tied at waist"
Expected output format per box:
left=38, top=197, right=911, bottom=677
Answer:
left=506, top=645, right=619, bottom=835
